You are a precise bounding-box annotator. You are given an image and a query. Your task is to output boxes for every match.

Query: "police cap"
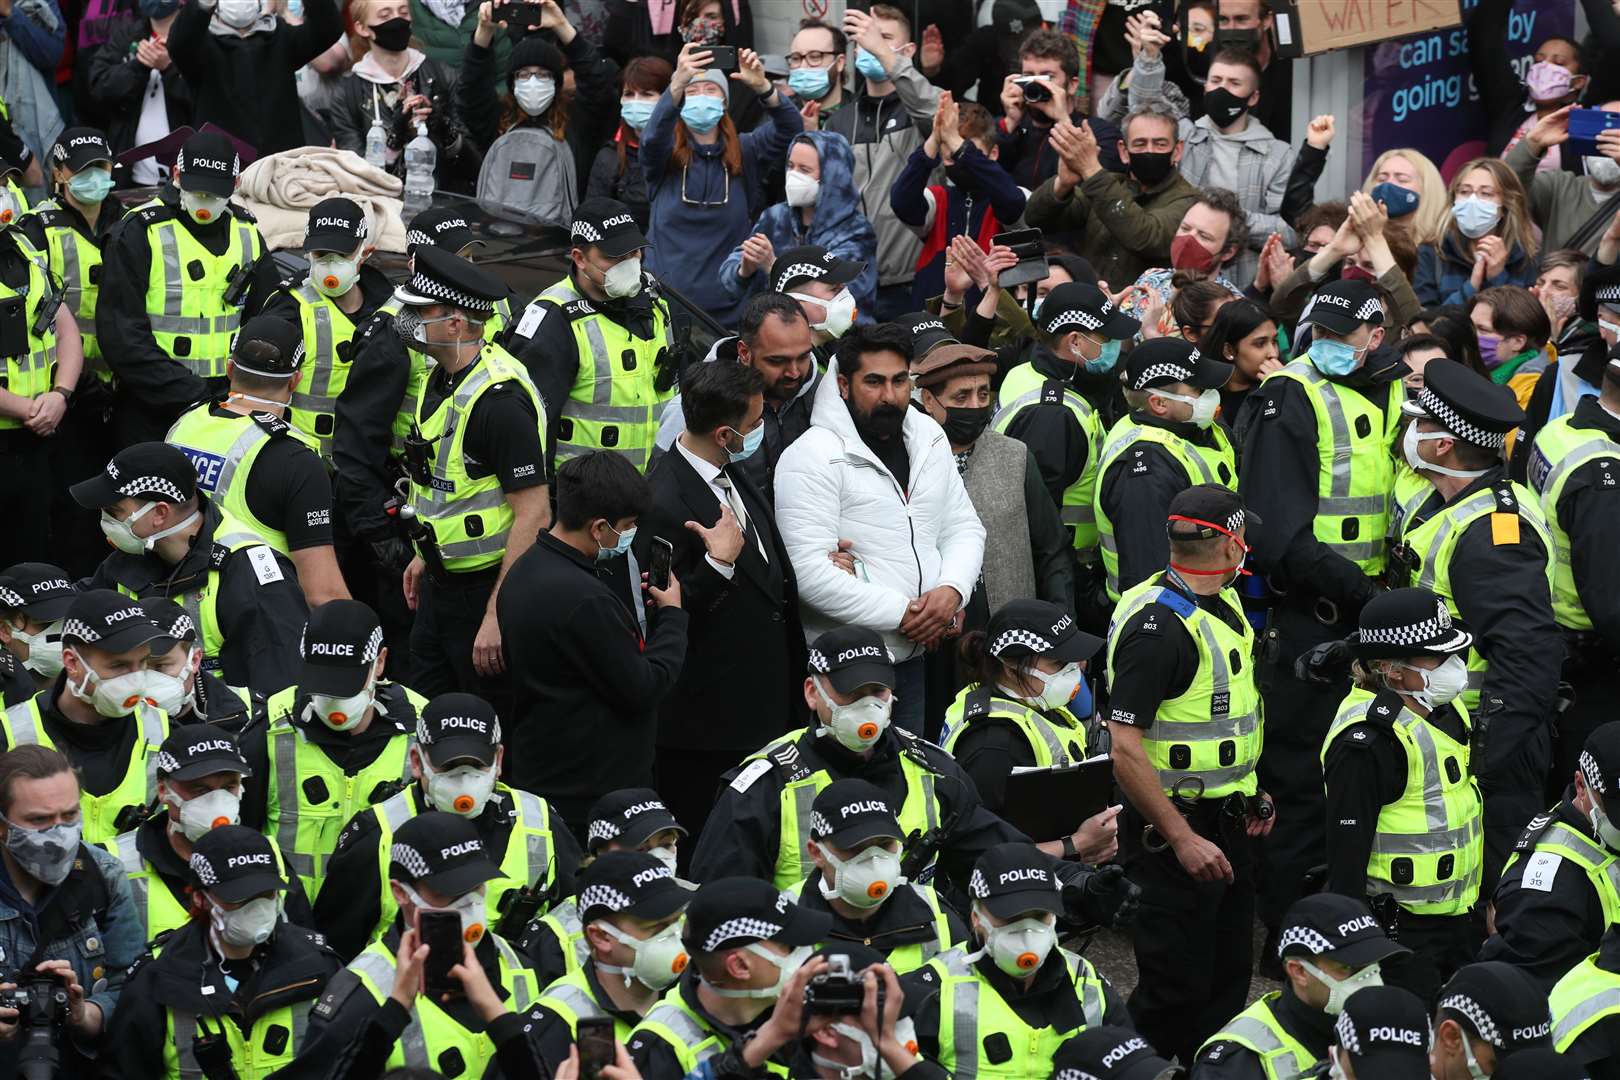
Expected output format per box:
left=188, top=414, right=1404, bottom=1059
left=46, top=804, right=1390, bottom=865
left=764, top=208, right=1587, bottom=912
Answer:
left=0, top=562, right=77, bottom=622
left=1331, top=986, right=1431, bottom=1078
left=176, top=129, right=240, bottom=198
left=570, top=196, right=647, bottom=259
left=810, top=779, right=902, bottom=849
left=1492, top=1047, right=1591, bottom=1079
left=61, top=590, right=173, bottom=655
left=395, top=246, right=505, bottom=315
left=577, top=850, right=690, bottom=924
left=1037, top=282, right=1139, bottom=341
left=1401, top=357, right=1524, bottom=450
left=191, top=825, right=287, bottom=902
left=587, top=787, right=686, bottom=853
left=1277, top=894, right=1409, bottom=967
left=232, top=315, right=304, bottom=379
left=1049, top=1026, right=1177, bottom=1080
left=807, top=627, right=895, bottom=695
left=299, top=599, right=383, bottom=698
left=389, top=810, right=504, bottom=896
left=51, top=127, right=113, bottom=174
left=771, top=244, right=864, bottom=296
left=1436, top=962, right=1552, bottom=1055
left=141, top=597, right=198, bottom=644
left=1165, top=483, right=1257, bottom=542
left=682, top=876, right=831, bottom=954
left=71, top=441, right=197, bottom=508
left=1351, top=587, right=1474, bottom=660
left=406, top=205, right=483, bottom=254
left=304, top=197, right=369, bottom=255
left=1303, top=279, right=1384, bottom=336
left=1579, top=723, right=1620, bottom=800
left=898, top=311, right=960, bottom=357
left=158, top=723, right=251, bottom=782
left=416, top=692, right=501, bottom=768
left=986, top=598, right=1103, bottom=665
left=969, top=842, right=1065, bottom=920
left=1123, top=337, right=1233, bottom=392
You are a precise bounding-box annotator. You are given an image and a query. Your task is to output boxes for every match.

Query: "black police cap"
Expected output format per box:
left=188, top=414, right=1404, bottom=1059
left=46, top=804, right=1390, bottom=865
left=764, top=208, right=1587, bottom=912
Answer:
left=232, top=315, right=304, bottom=378
left=71, top=441, right=197, bottom=509
left=1123, top=337, right=1233, bottom=392
left=571, top=196, right=648, bottom=259
left=191, top=825, right=287, bottom=903
left=587, top=787, right=685, bottom=853
left=807, top=627, right=895, bottom=695
left=0, top=562, right=77, bottom=621
left=986, top=599, right=1103, bottom=665
left=1351, top=587, right=1473, bottom=660
left=1401, top=357, right=1524, bottom=450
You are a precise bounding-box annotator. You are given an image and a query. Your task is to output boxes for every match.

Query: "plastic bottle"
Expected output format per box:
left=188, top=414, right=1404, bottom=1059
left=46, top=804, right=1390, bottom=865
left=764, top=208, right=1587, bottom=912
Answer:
left=364, top=117, right=389, bottom=169
left=402, top=120, right=436, bottom=220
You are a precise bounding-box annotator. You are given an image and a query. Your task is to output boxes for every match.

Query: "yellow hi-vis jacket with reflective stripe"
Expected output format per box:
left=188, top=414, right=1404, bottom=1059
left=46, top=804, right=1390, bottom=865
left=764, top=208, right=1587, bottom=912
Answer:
left=139, top=204, right=263, bottom=379
left=166, top=405, right=322, bottom=555
left=1525, top=413, right=1620, bottom=630
left=1550, top=950, right=1620, bottom=1054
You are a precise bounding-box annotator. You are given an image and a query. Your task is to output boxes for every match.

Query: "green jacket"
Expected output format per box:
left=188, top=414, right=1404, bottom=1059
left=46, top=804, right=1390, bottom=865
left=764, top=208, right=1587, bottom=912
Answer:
left=408, top=0, right=510, bottom=77
left=1023, top=167, right=1201, bottom=290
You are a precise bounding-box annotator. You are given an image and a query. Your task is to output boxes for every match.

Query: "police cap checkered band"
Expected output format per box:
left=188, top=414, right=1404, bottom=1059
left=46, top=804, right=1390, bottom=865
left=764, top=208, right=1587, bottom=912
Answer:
left=363, top=625, right=384, bottom=664
left=61, top=618, right=99, bottom=643
left=1414, top=385, right=1505, bottom=449
left=390, top=842, right=432, bottom=880
left=164, top=611, right=197, bottom=639
left=580, top=884, right=632, bottom=912
left=1278, top=926, right=1335, bottom=956
left=989, top=628, right=1055, bottom=656
left=1336, top=1011, right=1361, bottom=1055
left=1439, top=994, right=1502, bottom=1048
left=1358, top=599, right=1454, bottom=647
left=156, top=750, right=181, bottom=775
left=0, top=584, right=24, bottom=608
left=405, top=228, right=434, bottom=248
left=118, top=475, right=188, bottom=503
left=807, top=649, right=830, bottom=673
left=571, top=221, right=601, bottom=243
left=1597, top=283, right=1620, bottom=303
left=969, top=869, right=989, bottom=898
left=191, top=852, right=219, bottom=886
left=1355, top=297, right=1382, bottom=321
left=1044, top=307, right=1104, bottom=334
left=1130, top=361, right=1197, bottom=390
left=587, top=819, right=621, bottom=843
left=400, top=266, right=497, bottom=314
left=703, top=917, right=784, bottom=952
left=1581, top=749, right=1608, bottom=798
left=810, top=811, right=832, bottom=837
left=1167, top=512, right=1245, bottom=540
left=1052, top=1072, right=1100, bottom=1080
left=777, top=261, right=827, bottom=285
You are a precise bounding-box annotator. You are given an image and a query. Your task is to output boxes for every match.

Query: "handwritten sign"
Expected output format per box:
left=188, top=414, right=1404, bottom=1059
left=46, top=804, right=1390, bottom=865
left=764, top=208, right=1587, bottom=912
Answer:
left=1272, top=0, right=1462, bottom=57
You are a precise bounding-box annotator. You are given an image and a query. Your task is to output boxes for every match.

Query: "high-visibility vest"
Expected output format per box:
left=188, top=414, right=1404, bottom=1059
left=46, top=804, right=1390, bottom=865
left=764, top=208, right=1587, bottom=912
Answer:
left=631, top=986, right=791, bottom=1077
left=348, top=935, right=537, bottom=1073
left=1106, top=579, right=1261, bottom=797
left=1, top=697, right=168, bottom=844
left=739, top=728, right=942, bottom=891
left=166, top=405, right=321, bottom=554
left=410, top=344, right=546, bottom=572
left=939, top=684, right=1087, bottom=767
left=534, top=966, right=633, bottom=1043
left=1525, top=415, right=1620, bottom=630
left=261, top=690, right=421, bottom=902
left=1502, top=815, right=1620, bottom=927
left=1550, top=951, right=1620, bottom=1053
left=1094, top=413, right=1236, bottom=600
left=534, top=277, right=673, bottom=474
left=362, top=785, right=561, bottom=944
left=1389, top=479, right=1554, bottom=714
left=993, top=362, right=1103, bottom=558
left=0, top=229, right=59, bottom=429
left=285, top=282, right=362, bottom=460
left=527, top=898, right=590, bottom=980
left=1261, top=358, right=1401, bottom=574
left=1321, top=688, right=1483, bottom=916
left=814, top=882, right=957, bottom=975
left=105, top=828, right=296, bottom=946
left=163, top=993, right=317, bottom=1079
left=140, top=207, right=263, bottom=379
left=928, top=946, right=1108, bottom=1079
left=26, top=199, right=104, bottom=378
left=1200, top=992, right=1320, bottom=1079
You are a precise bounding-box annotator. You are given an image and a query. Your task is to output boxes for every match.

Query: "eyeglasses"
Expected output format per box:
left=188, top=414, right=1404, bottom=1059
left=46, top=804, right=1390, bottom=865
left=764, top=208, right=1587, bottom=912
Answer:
left=680, top=164, right=731, bottom=208
left=786, top=50, right=836, bottom=68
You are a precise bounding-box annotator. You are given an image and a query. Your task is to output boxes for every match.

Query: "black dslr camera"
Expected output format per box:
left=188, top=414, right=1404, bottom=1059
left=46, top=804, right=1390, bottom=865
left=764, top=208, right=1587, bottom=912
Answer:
left=804, top=953, right=866, bottom=1016
left=5, top=973, right=70, bottom=1080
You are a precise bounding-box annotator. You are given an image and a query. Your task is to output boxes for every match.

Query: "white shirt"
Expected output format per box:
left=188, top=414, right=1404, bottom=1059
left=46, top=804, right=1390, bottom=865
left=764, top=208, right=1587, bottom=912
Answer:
left=132, top=69, right=169, bottom=187
left=674, top=435, right=739, bottom=580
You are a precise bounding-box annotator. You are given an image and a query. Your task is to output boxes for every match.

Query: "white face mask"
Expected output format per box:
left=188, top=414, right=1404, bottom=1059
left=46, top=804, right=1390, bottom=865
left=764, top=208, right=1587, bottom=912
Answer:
left=404, top=881, right=488, bottom=946
left=1398, top=654, right=1470, bottom=709
left=514, top=75, right=556, bottom=116
left=67, top=650, right=158, bottom=718
left=1402, top=423, right=1492, bottom=479
left=308, top=675, right=375, bottom=732
left=1154, top=386, right=1221, bottom=428
left=601, top=255, right=643, bottom=299
left=595, top=919, right=689, bottom=990
left=1588, top=156, right=1620, bottom=188
left=813, top=677, right=892, bottom=752
left=646, top=844, right=678, bottom=875
left=818, top=842, right=903, bottom=909
left=1589, top=800, right=1620, bottom=851
left=789, top=288, right=857, bottom=339
left=784, top=171, right=821, bottom=208
left=1461, top=1035, right=1491, bottom=1080
left=100, top=500, right=199, bottom=555
left=310, top=253, right=360, bottom=298
left=1025, top=662, right=1085, bottom=711
left=1297, top=958, right=1383, bottom=1015
left=812, top=1019, right=917, bottom=1080
left=181, top=189, right=230, bottom=224
left=709, top=942, right=813, bottom=999
left=11, top=620, right=64, bottom=678
left=421, top=758, right=498, bottom=818
left=166, top=784, right=242, bottom=842
left=210, top=895, right=281, bottom=948
left=216, top=0, right=263, bottom=27
left=0, top=188, right=19, bottom=229
left=976, top=904, right=1057, bottom=977
left=144, top=650, right=200, bottom=716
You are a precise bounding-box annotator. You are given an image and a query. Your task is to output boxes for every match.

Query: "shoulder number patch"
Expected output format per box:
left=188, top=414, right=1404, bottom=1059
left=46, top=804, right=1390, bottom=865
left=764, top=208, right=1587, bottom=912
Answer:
left=730, top=758, right=773, bottom=793
left=1520, top=850, right=1563, bottom=893
left=515, top=302, right=547, bottom=339
left=245, top=545, right=285, bottom=585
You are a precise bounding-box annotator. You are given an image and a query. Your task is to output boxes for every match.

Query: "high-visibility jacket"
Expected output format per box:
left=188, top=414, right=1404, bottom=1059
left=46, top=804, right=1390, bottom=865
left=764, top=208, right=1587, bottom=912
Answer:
left=166, top=405, right=321, bottom=554
left=993, top=362, right=1103, bottom=558
left=1094, top=413, right=1236, bottom=600
left=1106, top=579, right=1261, bottom=797
left=1, top=697, right=168, bottom=843
left=1322, top=687, right=1483, bottom=916
left=284, top=282, right=363, bottom=460
left=139, top=204, right=263, bottom=379
left=927, top=947, right=1109, bottom=1079
left=1525, top=415, right=1620, bottom=630
left=27, top=199, right=105, bottom=379
left=534, top=965, right=635, bottom=1043
left=105, top=828, right=296, bottom=945
left=940, top=684, right=1087, bottom=767
left=1550, top=950, right=1620, bottom=1054
left=0, top=229, right=60, bottom=429
left=1200, top=992, right=1320, bottom=1079
left=535, top=277, right=673, bottom=473
left=409, top=343, right=546, bottom=572
left=631, top=981, right=791, bottom=1077
left=1502, top=813, right=1620, bottom=927
left=526, top=898, right=590, bottom=980
left=1262, top=358, right=1401, bottom=574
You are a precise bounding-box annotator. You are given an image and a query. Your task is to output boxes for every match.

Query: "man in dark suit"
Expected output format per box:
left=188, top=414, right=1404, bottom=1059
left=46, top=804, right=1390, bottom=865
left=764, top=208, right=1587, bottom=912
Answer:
left=635, top=361, right=806, bottom=850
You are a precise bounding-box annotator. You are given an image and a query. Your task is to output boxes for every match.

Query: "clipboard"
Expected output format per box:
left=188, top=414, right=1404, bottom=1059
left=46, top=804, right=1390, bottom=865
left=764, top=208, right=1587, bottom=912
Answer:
left=999, top=756, right=1114, bottom=843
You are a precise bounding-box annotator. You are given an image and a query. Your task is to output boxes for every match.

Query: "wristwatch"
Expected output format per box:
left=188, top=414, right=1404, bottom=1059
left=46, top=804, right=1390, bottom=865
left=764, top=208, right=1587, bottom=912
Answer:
left=1061, top=835, right=1078, bottom=858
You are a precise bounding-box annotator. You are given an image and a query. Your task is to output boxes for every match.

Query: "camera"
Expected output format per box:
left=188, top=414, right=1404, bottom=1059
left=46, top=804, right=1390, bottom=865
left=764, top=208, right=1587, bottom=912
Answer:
left=6, top=974, right=69, bottom=1080
left=1014, top=75, right=1053, bottom=103
left=804, top=953, right=866, bottom=1015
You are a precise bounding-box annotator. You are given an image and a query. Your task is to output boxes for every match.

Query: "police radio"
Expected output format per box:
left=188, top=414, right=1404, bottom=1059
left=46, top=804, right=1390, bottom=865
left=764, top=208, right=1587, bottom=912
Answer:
left=222, top=261, right=255, bottom=308
left=0, top=295, right=26, bottom=359
left=31, top=281, right=62, bottom=339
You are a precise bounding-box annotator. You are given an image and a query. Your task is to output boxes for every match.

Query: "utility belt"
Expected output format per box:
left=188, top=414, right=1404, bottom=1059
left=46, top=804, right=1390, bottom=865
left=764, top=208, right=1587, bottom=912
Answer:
left=1562, top=630, right=1618, bottom=679
left=1138, top=778, right=1269, bottom=854
left=0, top=425, right=46, bottom=450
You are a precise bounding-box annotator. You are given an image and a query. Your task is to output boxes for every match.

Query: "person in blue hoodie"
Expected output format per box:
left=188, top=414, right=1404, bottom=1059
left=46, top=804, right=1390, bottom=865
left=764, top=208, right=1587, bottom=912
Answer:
left=720, top=129, right=877, bottom=316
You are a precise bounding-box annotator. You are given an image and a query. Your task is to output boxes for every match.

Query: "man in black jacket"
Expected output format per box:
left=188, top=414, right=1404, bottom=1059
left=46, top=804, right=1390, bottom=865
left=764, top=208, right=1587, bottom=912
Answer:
left=633, top=360, right=803, bottom=851
left=497, top=450, right=688, bottom=837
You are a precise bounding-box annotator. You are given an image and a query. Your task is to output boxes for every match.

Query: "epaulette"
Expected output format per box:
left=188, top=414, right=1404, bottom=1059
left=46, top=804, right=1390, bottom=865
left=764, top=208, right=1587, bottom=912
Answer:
left=1153, top=587, right=1196, bottom=619
left=562, top=298, right=598, bottom=320
left=893, top=728, right=943, bottom=773
left=1513, top=809, right=1559, bottom=853
left=227, top=201, right=257, bottom=224
left=135, top=202, right=176, bottom=226
left=209, top=542, right=233, bottom=569
left=1039, top=378, right=1067, bottom=406
left=962, top=686, right=995, bottom=722
left=1364, top=690, right=1404, bottom=728
left=251, top=411, right=294, bottom=437
left=1490, top=481, right=1522, bottom=546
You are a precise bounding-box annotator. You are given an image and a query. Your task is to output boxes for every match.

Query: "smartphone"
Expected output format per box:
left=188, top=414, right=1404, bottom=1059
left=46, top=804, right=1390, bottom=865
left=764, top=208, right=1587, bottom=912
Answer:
left=1570, top=108, right=1620, bottom=149
left=705, top=45, right=739, bottom=73
left=649, top=536, right=674, bottom=591
left=492, top=1, right=544, bottom=29
left=419, top=911, right=465, bottom=999
left=991, top=227, right=1049, bottom=289
left=576, top=1016, right=617, bottom=1080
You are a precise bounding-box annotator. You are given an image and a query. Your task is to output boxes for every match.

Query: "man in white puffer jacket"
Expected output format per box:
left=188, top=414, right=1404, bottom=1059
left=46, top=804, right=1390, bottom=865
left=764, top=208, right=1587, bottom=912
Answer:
left=775, top=322, right=986, bottom=734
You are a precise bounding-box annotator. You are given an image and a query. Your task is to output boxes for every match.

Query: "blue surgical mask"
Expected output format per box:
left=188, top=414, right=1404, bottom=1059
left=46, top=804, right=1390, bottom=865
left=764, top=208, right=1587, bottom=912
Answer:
left=726, top=422, right=765, bottom=463
left=788, top=66, right=832, bottom=100
left=138, top=0, right=181, bottom=15
left=855, top=47, right=888, bottom=81
left=681, top=96, right=726, bottom=134
left=1312, top=338, right=1362, bottom=377
left=1083, top=338, right=1122, bottom=374
left=68, top=169, right=115, bottom=205
left=597, top=521, right=636, bottom=561
left=1451, top=195, right=1500, bottom=240
left=1369, top=181, right=1418, bottom=219
left=620, top=99, right=656, bottom=132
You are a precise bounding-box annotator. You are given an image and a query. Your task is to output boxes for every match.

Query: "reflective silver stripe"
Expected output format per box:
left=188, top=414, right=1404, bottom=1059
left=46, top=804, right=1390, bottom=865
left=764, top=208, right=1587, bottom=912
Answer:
left=5, top=700, right=39, bottom=744
left=561, top=400, right=659, bottom=424
left=1060, top=504, right=1097, bottom=526
left=1553, top=986, right=1620, bottom=1047
left=1290, top=362, right=1355, bottom=501
left=920, top=773, right=939, bottom=833
left=213, top=421, right=271, bottom=501
left=582, top=319, right=613, bottom=406
left=991, top=388, right=1044, bottom=428
left=514, top=790, right=552, bottom=891
left=291, top=999, right=311, bottom=1053
left=1540, top=437, right=1616, bottom=499
left=290, top=284, right=339, bottom=456
left=116, top=831, right=149, bottom=931
left=173, top=1009, right=204, bottom=1080
left=1148, top=710, right=1260, bottom=744
left=1466, top=669, right=1486, bottom=691
left=149, top=313, right=242, bottom=334
left=554, top=442, right=649, bottom=470
left=1323, top=538, right=1384, bottom=561
left=440, top=533, right=512, bottom=559
left=791, top=783, right=817, bottom=873
left=1406, top=717, right=1453, bottom=834
left=409, top=485, right=509, bottom=512
left=495, top=937, right=534, bottom=1008
left=272, top=730, right=315, bottom=880
left=1319, top=495, right=1387, bottom=514
left=1026, top=714, right=1070, bottom=765
left=1544, top=823, right=1611, bottom=864
left=378, top=790, right=414, bottom=830
left=157, top=225, right=183, bottom=317
left=1414, top=492, right=1497, bottom=591
left=1159, top=763, right=1256, bottom=789
left=1218, top=1015, right=1288, bottom=1055
left=353, top=950, right=432, bottom=1067
left=539, top=982, right=606, bottom=1023
left=950, top=980, right=979, bottom=1080
left=1383, top=876, right=1474, bottom=905
left=645, top=1002, right=720, bottom=1064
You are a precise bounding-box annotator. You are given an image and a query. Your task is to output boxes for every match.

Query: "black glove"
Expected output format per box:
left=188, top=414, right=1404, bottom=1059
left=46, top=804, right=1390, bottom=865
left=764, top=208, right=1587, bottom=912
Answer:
left=1077, top=864, right=1140, bottom=929
left=371, top=536, right=415, bottom=575
left=1293, top=637, right=1353, bottom=684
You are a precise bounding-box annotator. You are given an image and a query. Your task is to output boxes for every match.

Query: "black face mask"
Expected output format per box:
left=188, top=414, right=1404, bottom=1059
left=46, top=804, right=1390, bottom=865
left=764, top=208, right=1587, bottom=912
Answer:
left=940, top=405, right=992, bottom=445
left=1128, top=151, right=1176, bottom=187
left=1215, top=27, right=1262, bottom=53
left=370, top=16, right=413, bottom=52
left=855, top=402, right=906, bottom=442
left=1203, top=86, right=1251, bottom=128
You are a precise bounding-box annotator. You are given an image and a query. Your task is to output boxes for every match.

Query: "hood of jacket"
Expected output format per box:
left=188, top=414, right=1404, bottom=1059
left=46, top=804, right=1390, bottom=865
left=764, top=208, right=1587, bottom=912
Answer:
left=788, top=130, right=872, bottom=247
left=1189, top=113, right=1282, bottom=145
left=352, top=47, right=429, bottom=85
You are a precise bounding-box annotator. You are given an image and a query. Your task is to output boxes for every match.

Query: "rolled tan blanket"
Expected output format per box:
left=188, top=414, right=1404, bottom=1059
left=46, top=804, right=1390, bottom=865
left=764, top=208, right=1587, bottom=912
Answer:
left=236, top=146, right=408, bottom=252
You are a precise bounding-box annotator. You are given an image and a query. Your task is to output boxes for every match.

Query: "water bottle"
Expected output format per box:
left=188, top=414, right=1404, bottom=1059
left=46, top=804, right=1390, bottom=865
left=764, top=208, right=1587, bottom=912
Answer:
left=364, top=117, right=388, bottom=169
left=403, top=120, right=436, bottom=220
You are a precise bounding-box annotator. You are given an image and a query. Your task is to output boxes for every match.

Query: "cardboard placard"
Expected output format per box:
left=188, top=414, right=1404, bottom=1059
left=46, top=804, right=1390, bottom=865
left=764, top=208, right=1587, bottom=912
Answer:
left=1272, top=0, right=1463, bottom=58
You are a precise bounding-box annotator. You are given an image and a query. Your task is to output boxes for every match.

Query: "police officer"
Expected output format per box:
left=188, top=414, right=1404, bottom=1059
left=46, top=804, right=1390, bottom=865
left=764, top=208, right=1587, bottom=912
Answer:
left=1481, top=723, right=1620, bottom=991
left=297, top=811, right=544, bottom=1074
left=1096, top=337, right=1238, bottom=602
left=317, top=693, right=579, bottom=961
left=627, top=874, right=833, bottom=1078
left=0, top=590, right=172, bottom=844
left=522, top=851, right=692, bottom=1072
left=1195, top=894, right=1409, bottom=1079
left=905, top=843, right=1129, bottom=1077
left=1321, top=588, right=1485, bottom=1001
left=1237, top=279, right=1402, bottom=945
left=105, top=724, right=317, bottom=945
left=98, top=130, right=271, bottom=445
left=1430, top=962, right=1554, bottom=1079
left=690, top=627, right=1141, bottom=933
left=792, top=779, right=969, bottom=974
left=141, top=596, right=254, bottom=731
left=1550, top=922, right=1620, bottom=1076
left=992, top=281, right=1138, bottom=617
left=106, top=825, right=341, bottom=1078
left=253, top=599, right=421, bottom=906
left=1104, top=484, right=1271, bottom=1065
left=398, top=247, right=549, bottom=702
left=0, top=743, right=143, bottom=1076
left=771, top=246, right=865, bottom=350
left=260, top=197, right=393, bottom=463
left=1326, top=986, right=1434, bottom=1080
left=514, top=196, right=673, bottom=474
left=72, top=441, right=309, bottom=698
left=1049, top=1026, right=1181, bottom=1080
left=1390, top=358, right=1562, bottom=880
left=0, top=562, right=76, bottom=704
left=1525, top=338, right=1620, bottom=788
left=166, top=314, right=349, bottom=606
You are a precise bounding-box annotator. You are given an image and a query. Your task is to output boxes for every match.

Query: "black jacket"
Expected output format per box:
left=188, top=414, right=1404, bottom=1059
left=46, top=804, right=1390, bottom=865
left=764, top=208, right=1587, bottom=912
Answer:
left=331, top=305, right=413, bottom=548
left=498, top=531, right=688, bottom=828
left=632, top=444, right=805, bottom=753
left=88, top=15, right=196, bottom=160
left=586, top=136, right=651, bottom=231
left=322, top=57, right=480, bottom=194
left=1000, top=346, right=1128, bottom=511
left=86, top=495, right=309, bottom=699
